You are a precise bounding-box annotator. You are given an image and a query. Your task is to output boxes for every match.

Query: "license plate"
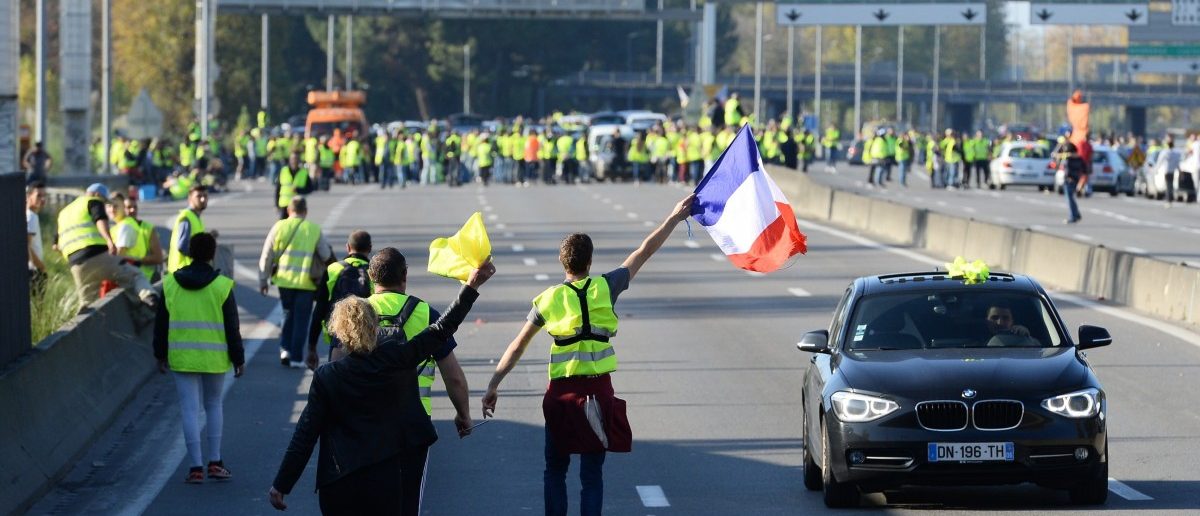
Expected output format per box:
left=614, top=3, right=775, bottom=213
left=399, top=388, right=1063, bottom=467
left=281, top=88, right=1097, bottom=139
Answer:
left=927, top=442, right=1014, bottom=463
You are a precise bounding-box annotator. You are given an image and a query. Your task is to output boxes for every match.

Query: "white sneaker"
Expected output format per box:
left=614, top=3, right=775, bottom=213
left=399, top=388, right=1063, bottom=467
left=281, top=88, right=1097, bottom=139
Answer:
left=280, top=350, right=290, bottom=366
left=289, top=361, right=306, bottom=369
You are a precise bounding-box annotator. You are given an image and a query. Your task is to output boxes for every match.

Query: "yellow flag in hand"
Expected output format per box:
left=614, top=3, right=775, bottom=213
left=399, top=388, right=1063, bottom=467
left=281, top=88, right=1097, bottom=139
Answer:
left=428, top=212, right=492, bottom=281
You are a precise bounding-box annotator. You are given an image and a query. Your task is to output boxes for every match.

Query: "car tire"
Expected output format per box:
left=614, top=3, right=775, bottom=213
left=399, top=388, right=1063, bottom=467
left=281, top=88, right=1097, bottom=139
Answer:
left=1068, top=444, right=1108, bottom=505
left=821, top=420, right=859, bottom=508
left=802, top=404, right=823, bottom=491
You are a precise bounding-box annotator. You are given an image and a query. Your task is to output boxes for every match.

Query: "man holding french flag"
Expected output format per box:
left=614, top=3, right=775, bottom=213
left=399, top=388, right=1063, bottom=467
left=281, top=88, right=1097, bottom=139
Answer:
left=692, top=124, right=808, bottom=273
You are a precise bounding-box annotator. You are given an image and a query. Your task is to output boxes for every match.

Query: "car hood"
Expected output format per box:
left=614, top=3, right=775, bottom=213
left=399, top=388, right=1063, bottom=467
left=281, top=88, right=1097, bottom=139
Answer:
left=836, top=347, right=1088, bottom=400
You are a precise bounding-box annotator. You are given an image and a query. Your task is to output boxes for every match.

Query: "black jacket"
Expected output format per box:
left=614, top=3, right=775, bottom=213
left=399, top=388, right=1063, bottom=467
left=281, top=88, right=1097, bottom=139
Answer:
left=153, top=262, right=244, bottom=366
left=272, top=285, right=480, bottom=494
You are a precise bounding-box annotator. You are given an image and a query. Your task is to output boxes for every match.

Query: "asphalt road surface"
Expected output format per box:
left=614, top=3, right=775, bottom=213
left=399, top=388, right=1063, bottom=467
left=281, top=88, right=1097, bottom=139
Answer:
left=29, top=178, right=1200, bottom=515
left=803, top=162, right=1200, bottom=266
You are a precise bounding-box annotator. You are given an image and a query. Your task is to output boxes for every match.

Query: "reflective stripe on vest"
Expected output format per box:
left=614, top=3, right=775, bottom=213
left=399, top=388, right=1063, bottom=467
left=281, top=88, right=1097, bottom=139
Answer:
left=271, top=218, right=321, bottom=291
left=57, top=196, right=107, bottom=258
left=164, top=274, right=234, bottom=373
left=368, top=292, right=437, bottom=415
left=167, top=209, right=205, bottom=272
left=533, top=276, right=619, bottom=380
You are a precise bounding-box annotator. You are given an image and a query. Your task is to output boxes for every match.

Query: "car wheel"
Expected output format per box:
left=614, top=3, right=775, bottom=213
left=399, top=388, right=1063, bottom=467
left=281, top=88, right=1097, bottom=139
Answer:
left=1068, top=443, right=1108, bottom=505
left=802, top=406, right=823, bottom=491
left=1108, top=189, right=1118, bottom=197
left=821, top=420, right=859, bottom=508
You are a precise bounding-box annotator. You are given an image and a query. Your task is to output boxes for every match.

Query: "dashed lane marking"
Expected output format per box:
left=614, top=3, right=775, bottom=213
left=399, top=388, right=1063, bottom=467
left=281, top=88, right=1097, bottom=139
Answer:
left=523, top=258, right=538, bottom=266
left=684, top=240, right=701, bottom=249
left=1108, top=478, right=1153, bottom=501
left=788, top=287, right=812, bottom=297
left=627, top=212, right=639, bottom=218
left=709, top=253, right=725, bottom=262
left=746, top=271, right=766, bottom=277
left=503, top=232, right=515, bottom=238
left=511, top=244, right=525, bottom=253
left=487, top=214, right=499, bottom=221
left=613, top=204, right=624, bottom=210
left=643, top=221, right=655, bottom=227
left=636, top=485, right=670, bottom=508
left=496, top=223, right=507, bottom=230
left=534, top=274, right=550, bottom=281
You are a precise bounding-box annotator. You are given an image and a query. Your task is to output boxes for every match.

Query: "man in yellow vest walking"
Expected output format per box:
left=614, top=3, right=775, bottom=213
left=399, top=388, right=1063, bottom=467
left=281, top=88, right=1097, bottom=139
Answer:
left=153, top=232, right=244, bottom=484
left=258, top=197, right=334, bottom=368
left=363, top=247, right=473, bottom=511
left=482, top=193, right=696, bottom=516
left=307, top=230, right=373, bottom=368
left=277, top=153, right=310, bottom=220
left=56, top=183, right=157, bottom=309
left=167, top=185, right=215, bottom=273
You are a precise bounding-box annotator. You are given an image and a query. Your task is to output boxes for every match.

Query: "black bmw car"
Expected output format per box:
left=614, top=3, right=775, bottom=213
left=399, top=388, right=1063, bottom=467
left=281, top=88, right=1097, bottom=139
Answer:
left=799, top=271, right=1112, bottom=507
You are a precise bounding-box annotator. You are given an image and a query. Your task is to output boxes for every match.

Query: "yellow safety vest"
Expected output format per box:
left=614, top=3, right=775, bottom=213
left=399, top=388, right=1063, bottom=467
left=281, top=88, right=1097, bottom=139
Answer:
left=167, top=209, right=205, bottom=272
left=533, top=276, right=619, bottom=380
left=57, top=196, right=106, bottom=259
left=270, top=217, right=321, bottom=291
left=164, top=273, right=235, bottom=374
left=278, top=166, right=308, bottom=208
left=368, top=292, right=437, bottom=415
left=114, top=217, right=156, bottom=280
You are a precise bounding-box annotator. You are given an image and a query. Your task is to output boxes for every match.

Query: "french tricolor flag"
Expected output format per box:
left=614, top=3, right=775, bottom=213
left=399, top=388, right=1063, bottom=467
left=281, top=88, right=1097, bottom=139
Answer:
left=692, top=125, right=807, bottom=273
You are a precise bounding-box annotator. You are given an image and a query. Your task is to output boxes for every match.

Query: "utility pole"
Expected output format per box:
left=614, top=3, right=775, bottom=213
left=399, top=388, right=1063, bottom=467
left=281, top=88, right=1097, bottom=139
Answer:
left=345, top=15, right=353, bottom=91
left=103, top=0, right=113, bottom=167
left=786, top=25, right=795, bottom=117
left=655, top=0, right=663, bottom=85
left=753, top=2, right=763, bottom=119
left=932, top=25, right=941, bottom=133
left=34, top=0, right=46, bottom=144
left=463, top=44, right=471, bottom=115
left=896, top=26, right=904, bottom=122
left=60, top=0, right=91, bottom=173
left=854, top=25, right=862, bottom=136
left=814, top=26, right=822, bottom=127
left=326, top=15, right=334, bottom=91
left=261, top=14, right=268, bottom=110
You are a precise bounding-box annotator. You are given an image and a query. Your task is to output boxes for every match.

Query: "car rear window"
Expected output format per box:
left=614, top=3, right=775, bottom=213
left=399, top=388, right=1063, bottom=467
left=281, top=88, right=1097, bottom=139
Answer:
left=846, top=291, right=1064, bottom=350
left=1006, top=146, right=1050, bottom=159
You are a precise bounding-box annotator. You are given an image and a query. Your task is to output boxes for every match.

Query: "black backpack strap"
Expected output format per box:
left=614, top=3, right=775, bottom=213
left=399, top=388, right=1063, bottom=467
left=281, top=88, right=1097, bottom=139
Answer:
left=555, top=279, right=609, bottom=346
left=398, top=295, right=421, bottom=325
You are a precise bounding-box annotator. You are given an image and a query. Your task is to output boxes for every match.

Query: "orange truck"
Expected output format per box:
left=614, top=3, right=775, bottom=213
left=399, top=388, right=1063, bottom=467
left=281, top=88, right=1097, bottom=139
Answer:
left=305, top=90, right=368, bottom=141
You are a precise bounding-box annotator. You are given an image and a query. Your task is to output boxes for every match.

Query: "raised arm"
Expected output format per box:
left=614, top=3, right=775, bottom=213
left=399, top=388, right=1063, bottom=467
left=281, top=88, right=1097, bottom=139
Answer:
left=481, top=320, right=540, bottom=418
left=621, top=194, right=695, bottom=280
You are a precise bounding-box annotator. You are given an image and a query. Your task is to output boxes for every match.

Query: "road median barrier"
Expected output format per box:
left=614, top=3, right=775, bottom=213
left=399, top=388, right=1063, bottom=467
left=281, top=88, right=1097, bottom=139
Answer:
left=771, top=165, right=1200, bottom=330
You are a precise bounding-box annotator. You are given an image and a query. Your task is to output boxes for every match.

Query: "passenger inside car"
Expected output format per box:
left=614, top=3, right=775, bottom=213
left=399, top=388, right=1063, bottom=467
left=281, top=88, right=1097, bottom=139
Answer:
left=849, top=292, right=1062, bottom=350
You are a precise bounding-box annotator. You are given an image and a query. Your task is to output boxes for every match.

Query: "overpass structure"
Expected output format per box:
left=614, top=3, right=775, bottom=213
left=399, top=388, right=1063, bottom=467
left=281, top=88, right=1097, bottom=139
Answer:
left=550, top=70, right=1200, bottom=135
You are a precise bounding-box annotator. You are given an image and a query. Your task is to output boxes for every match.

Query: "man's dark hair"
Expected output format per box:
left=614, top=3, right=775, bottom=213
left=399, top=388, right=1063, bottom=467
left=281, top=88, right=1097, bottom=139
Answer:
left=290, top=196, right=308, bottom=214
left=559, top=233, right=593, bottom=275
left=26, top=182, right=45, bottom=195
left=348, top=230, right=372, bottom=253
left=189, top=184, right=208, bottom=193
left=189, top=232, right=217, bottom=263
left=369, top=247, right=407, bottom=287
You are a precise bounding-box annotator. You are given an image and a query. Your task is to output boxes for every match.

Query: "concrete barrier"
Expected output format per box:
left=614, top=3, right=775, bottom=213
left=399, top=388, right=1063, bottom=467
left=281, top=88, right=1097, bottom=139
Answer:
left=0, top=291, right=154, bottom=514
left=769, top=164, right=1200, bottom=332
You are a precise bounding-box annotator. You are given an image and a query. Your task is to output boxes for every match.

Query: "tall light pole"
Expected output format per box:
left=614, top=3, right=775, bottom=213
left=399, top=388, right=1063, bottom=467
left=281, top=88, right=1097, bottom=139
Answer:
left=463, top=44, right=471, bottom=114
left=34, top=0, right=46, bottom=144
left=786, top=25, right=795, bottom=117
left=326, top=15, right=334, bottom=91
left=932, top=25, right=941, bottom=133
left=345, top=15, right=353, bottom=91
left=261, top=14, right=269, bottom=110
left=854, top=25, right=862, bottom=136
left=103, top=0, right=113, bottom=167
left=656, top=0, right=664, bottom=85
left=753, top=2, right=763, bottom=119
left=896, top=26, right=904, bottom=122
left=814, top=26, right=822, bottom=127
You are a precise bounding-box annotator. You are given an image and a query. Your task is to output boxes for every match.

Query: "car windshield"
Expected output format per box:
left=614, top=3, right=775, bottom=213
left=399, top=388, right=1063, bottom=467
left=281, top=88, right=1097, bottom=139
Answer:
left=1006, top=145, right=1050, bottom=159
left=846, top=291, right=1064, bottom=350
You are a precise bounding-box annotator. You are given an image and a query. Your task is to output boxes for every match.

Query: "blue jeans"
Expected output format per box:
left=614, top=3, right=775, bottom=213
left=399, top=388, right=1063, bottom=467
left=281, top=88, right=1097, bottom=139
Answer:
left=945, top=162, right=961, bottom=187
left=278, top=287, right=314, bottom=362
left=545, top=427, right=605, bottom=516
left=897, top=160, right=910, bottom=186
left=825, top=147, right=836, bottom=166
left=1064, top=177, right=1081, bottom=221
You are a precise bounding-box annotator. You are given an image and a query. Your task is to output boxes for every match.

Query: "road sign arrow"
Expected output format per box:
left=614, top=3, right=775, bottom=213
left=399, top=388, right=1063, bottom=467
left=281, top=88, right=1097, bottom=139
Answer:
left=1125, top=9, right=1142, bottom=22
left=1036, top=9, right=1053, bottom=22
left=785, top=9, right=801, bottom=22
left=961, top=8, right=978, bottom=21
left=873, top=9, right=890, bottom=22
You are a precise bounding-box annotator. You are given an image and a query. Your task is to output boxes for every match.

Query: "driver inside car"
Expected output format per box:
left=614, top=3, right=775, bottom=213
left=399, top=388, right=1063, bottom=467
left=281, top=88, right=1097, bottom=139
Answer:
left=985, top=304, right=1038, bottom=347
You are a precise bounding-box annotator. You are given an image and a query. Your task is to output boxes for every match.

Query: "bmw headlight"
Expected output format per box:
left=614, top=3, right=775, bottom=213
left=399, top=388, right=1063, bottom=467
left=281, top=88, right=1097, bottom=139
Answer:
left=1041, top=388, right=1103, bottom=418
left=831, top=391, right=900, bottom=423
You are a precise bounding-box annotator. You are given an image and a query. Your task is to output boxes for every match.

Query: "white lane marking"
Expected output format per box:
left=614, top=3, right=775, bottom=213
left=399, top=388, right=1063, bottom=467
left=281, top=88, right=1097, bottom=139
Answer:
left=234, top=262, right=260, bottom=283
left=746, top=271, right=767, bottom=277
left=592, top=194, right=601, bottom=199
left=487, top=214, right=499, bottom=221
left=511, top=244, right=525, bottom=253
left=709, top=253, right=726, bottom=262
left=503, top=231, right=515, bottom=238
left=483, top=205, right=494, bottom=212
left=289, top=400, right=307, bottom=424
left=643, top=220, right=655, bottom=227
left=788, top=287, right=812, bottom=297
left=1072, top=233, right=1093, bottom=241
left=627, top=212, right=639, bottom=219
left=523, top=258, right=538, bottom=266
left=322, top=190, right=365, bottom=231
left=1108, top=478, right=1153, bottom=501
left=534, top=274, right=550, bottom=281
left=613, top=204, right=624, bottom=210
left=496, top=223, right=507, bottom=230
left=803, top=218, right=1200, bottom=349
left=684, top=240, right=701, bottom=249
left=1125, top=246, right=1147, bottom=254
left=126, top=301, right=283, bottom=516
left=602, top=198, right=612, bottom=204
left=636, top=485, right=670, bottom=508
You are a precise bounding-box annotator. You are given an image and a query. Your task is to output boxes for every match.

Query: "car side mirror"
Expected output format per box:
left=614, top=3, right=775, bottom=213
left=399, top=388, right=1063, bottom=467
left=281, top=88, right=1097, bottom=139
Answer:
left=797, top=330, right=830, bottom=354
left=1077, top=325, right=1112, bottom=350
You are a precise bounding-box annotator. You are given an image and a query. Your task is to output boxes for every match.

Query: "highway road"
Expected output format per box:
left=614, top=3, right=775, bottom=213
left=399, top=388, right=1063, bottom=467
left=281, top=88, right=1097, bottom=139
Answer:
left=804, top=162, right=1200, bottom=266
left=29, top=178, right=1200, bottom=515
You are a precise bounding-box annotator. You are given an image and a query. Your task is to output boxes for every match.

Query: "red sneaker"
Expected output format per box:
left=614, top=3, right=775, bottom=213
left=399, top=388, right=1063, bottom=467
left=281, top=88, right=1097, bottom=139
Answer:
left=185, top=467, right=204, bottom=484
left=207, top=461, right=232, bottom=481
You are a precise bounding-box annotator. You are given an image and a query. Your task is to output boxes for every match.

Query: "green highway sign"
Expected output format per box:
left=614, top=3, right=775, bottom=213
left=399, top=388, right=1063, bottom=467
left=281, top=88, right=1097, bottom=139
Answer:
left=1128, top=45, right=1200, bottom=57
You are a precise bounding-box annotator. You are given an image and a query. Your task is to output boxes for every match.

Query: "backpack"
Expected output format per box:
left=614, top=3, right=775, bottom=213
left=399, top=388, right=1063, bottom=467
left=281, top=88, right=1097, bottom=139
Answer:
left=330, top=260, right=371, bottom=304
left=378, top=296, right=422, bottom=344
